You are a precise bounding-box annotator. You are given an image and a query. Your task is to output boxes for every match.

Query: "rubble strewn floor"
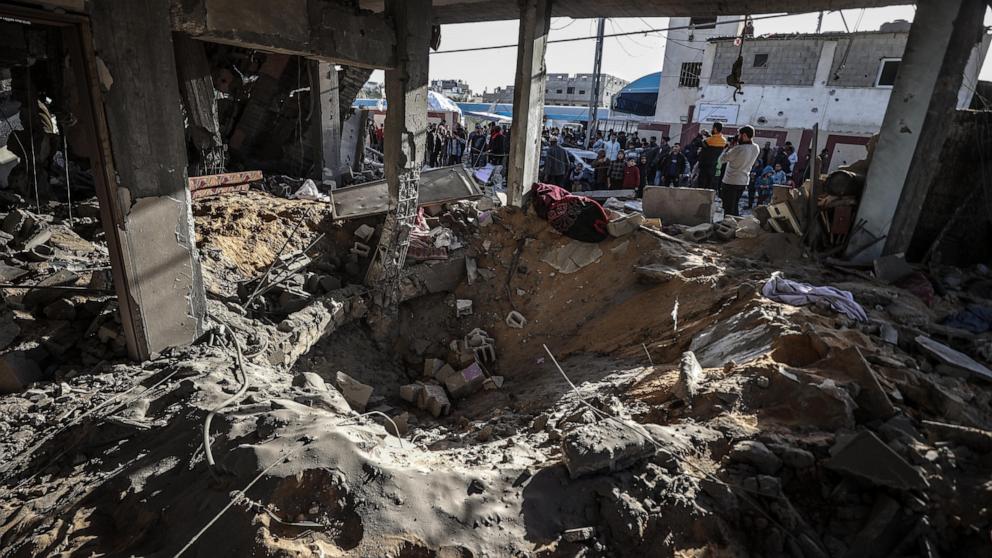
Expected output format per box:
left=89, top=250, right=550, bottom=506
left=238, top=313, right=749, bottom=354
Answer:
left=2, top=192, right=992, bottom=557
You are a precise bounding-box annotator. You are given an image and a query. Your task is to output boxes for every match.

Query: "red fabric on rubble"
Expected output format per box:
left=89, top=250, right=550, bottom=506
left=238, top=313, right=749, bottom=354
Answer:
left=531, top=183, right=609, bottom=243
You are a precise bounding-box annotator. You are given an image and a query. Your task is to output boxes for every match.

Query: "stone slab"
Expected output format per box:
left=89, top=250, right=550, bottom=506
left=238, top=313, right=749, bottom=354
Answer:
left=561, top=419, right=655, bottom=479
left=642, top=186, right=716, bottom=226
left=826, top=430, right=928, bottom=491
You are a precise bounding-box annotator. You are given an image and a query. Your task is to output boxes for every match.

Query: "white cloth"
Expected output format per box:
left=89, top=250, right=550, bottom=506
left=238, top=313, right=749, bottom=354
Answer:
left=761, top=273, right=868, bottom=322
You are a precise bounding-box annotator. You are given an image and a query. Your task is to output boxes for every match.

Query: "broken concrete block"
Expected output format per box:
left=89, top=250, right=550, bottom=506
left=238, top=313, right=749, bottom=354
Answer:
left=423, top=358, right=444, bottom=378
left=483, top=376, right=504, bottom=390
left=292, top=372, right=327, bottom=392
left=562, top=527, right=596, bottom=543
left=354, top=224, right=375, bottom=242
left=399, top=383, right=425, bottom=403
left=0, top=351, right=44, bottom=394
left=0, top=316, right=19, bottom=351
left=22, top=270, right=80, bottom=308
left=456, top=299, right=473, bottom=317
left=350, top=242, right=371, bottom=257
left=921, top=420, right=992, bottom=454
left=642, top=186, right=716, bottom=225
left=21, top=228, right=51, bottom=251
left=830, top=347, right=897, bottom=420
left=465, top=257, right=478, bottom=285
left=607, top=212, right=644, bottom=238
left=335, top=371, right=373, bottom=413
left=671, top=351, right=704, bottom=405
left=561, top=419, right=656, bottom=479
left=684, top=223, right=714, bottom=242
left=435, top=363, right=457, bottom=384
left=540, top=240, right=603, bottom=274
left=826, top=430, right=928, bottom=491
left=735, top=216, right=761, bottom=238
left=1, top=209, right=28, bottom=236
left=417, top=383, right=450, bottom=417
left=713, top=219, right=737, bottom=241
left=505, top=310, right=527, bottom=329
left=781, top=447, right=816, bottom=469
left=741, top=474, right=783, bottom=498
left=443, top=362, right=486, bottom=399
left=730, top=440, right=782, bottom=474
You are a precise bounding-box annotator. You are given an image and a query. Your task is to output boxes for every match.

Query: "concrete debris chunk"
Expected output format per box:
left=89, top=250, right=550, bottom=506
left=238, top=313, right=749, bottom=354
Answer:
left=417, top=383, right=450, bottom=417
left=915, top=335, right=992, bottom=382
left=423, top=358, right=444, bottom=378
left=292, top=372, right=327, bottom=392
left=505, top=310, right=527, bottom=329
left=0, top=351, right=44, bottom=394
left=399, top=383, right=424, bottom=403
left=671, top=351, right=704, bottom=405
left=729, top=440, right=782, bottom=474
left=350, top=241, right=370, bottom=257
left=443, top=362, right=486, bottom=399
left=873, top=253, right=914, bottom=284
left=540, top=240, right=603, bottom=274
left=713, top=218, right=737, bottom=241
left=562, top=527, right=596, bottom=542
left=921, top=420, right=992, bottom=454
left=641, top=186, right=715, bottom=225
left=607, top=212, right=644, bottom=238
left=561, top=419, right=656, bottom=479
left=22, top=270, right=81, bottom=308
left=684, top=223, right=714, bottom=242
left=335, top=371, right=373, bottom=413
left=826, top=431, right=928, bottom=491
left=354, top=224, right=375, bottom=242
left=456, top=299, right=473, bottom=317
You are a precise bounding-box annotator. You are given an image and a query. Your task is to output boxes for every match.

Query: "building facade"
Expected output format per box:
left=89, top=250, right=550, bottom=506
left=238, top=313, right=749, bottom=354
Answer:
left=481, top=73, right=627, bottom=108
left=643, top=17, right=990, bottom=174
left=430, top=78, right=475, bottom=101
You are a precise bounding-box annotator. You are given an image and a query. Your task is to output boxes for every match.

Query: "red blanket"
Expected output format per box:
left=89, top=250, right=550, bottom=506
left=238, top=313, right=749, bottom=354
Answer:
left=531, top=183, right=609, bottom=243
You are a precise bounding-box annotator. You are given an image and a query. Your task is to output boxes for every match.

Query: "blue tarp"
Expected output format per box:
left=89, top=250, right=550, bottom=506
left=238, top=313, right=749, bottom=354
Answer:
left=611, top=72, right=660, bottom=117
left=355, top=99, right=610, bottom=123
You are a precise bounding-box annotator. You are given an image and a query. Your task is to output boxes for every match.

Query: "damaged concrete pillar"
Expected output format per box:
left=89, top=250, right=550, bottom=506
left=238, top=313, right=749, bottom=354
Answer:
left=506, top=0, right=552, bottom=207
left=89, top=0, right=206, bottom=360
left=315, top=61, right=344, bottom=184
left=173, top=34, right=223, bottom=174
left=846, top=0, right=988, bottom=262
left=366, top=0, right=430, bottom=307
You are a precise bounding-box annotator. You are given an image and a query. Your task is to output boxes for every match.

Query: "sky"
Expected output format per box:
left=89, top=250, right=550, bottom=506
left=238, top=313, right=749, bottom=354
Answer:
left=367, top=5, right=992, bottom=94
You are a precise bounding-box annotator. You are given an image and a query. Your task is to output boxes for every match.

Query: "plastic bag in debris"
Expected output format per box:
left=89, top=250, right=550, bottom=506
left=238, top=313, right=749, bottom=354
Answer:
left=603, top=197, right=627, bottom=211
left=290, top=179, right=330, bottom=202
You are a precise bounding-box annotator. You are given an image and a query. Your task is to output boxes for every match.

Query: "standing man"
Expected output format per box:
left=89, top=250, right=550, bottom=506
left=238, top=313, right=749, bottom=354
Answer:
left=608, top=150, right=627, bottom=190
left=543, top=136, right=569, bottom=187
left=661, top=144, right=687, bottom=186
left=697, top=123, right=727, bottom=190
left=718, top=125, right=760, bottom=217
left=603, top=132, right=621, bottom=162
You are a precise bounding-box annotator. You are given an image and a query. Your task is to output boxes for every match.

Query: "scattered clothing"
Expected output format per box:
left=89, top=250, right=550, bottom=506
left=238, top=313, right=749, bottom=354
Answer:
left=942, top=305, right=992, bottom=333
left=761, top=273, right=868, bottom=322
left=531, top=183, right=609, bottom=243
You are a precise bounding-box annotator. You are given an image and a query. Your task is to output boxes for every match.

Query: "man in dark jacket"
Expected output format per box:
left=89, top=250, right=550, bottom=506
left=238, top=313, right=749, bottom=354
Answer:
left=697, top=123, right=727, bottom=190
left=661, top=144, right=688, bottom=186
left=542, top=136, right=570, bottom=187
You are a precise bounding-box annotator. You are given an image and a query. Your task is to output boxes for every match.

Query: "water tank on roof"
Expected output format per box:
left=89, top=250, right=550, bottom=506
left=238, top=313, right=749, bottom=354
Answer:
left=879, top=20, right=912, bottom=33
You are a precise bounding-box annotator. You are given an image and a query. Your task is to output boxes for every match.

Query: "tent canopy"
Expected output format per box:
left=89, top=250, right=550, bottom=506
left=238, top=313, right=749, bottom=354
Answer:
left=611, top=72, right=660, bottom=117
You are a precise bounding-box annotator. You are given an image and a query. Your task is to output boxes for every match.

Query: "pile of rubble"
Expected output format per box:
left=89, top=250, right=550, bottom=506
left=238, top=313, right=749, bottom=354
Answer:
left=0, top=185, right=990, bottom=557
left=1, top=198, right=128, bottom=394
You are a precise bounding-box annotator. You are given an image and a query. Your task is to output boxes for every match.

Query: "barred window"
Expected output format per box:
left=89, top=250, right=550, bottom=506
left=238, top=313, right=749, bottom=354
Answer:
left=679, top=62, right=702, bottom=88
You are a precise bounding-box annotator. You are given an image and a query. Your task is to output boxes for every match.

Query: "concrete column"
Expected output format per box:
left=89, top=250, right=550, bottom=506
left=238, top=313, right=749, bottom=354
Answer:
left=506, top=0, right=552, bottom=207
left=847, top=0, right=987, bottom=262
left=315, top=61, right=344, bottom=183
left=383, top=0, right=430, bottom=200
left=173, top=34, right=222, bottom=172
left=365, top=0, right=430, bottom=312
left=90, top=0, right=206, bottom=359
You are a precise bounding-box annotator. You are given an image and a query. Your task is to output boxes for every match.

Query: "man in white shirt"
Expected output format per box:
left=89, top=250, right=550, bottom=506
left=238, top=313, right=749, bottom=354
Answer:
left=603, top=133, right=621, bottom=162
left=718, top=125, right=761, bottom=217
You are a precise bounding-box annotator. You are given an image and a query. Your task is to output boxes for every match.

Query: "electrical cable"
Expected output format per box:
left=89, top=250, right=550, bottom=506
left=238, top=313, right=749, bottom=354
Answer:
left=202, top=326, right=251, bottom=478
left=430, top=13, right=793, bottom=55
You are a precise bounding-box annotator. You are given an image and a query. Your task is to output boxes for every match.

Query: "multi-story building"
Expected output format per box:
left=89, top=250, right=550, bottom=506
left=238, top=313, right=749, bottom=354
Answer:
left=481, top=73, right=628, bottom=108
left=642, top=17, right=990, bottom=174
left=359, top=80, right=384, bottom=99
left=430, top=79, right=475, bottom=101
